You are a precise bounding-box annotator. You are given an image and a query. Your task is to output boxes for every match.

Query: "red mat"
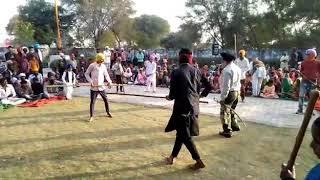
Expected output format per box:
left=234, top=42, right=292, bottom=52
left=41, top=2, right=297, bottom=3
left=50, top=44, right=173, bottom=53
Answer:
left=18, top=96, right=65, bottom=108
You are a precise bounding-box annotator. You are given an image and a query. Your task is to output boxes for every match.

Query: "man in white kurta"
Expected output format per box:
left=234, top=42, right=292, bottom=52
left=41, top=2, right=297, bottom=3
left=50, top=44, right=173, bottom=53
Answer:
left=85, top=53, right=113, bottom=122
left=144, top=56, right=157, bottom=92
left=234, top=50, right=250, bottom=102
left=62, top=64, right=76, bottom=100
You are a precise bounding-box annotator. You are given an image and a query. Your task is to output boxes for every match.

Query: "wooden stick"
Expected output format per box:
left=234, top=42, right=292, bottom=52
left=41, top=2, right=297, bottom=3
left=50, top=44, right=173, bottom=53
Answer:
left=108, top=93, right=209, bottom=104
left=287, top=90, right=320, bottom=171
left=45, top=84, right=126, bottom=88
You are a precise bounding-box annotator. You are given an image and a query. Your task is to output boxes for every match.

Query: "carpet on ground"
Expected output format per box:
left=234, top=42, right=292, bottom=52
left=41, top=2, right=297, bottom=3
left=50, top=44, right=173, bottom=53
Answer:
left=17, top=96, right=65, bottom=108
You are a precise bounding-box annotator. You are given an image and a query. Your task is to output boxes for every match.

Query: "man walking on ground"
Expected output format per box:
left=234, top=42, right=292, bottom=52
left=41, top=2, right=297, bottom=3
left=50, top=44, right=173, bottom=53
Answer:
left=296, top=49, right=320, bottom=114
left=165, top=48, right=212, bottom=170
left=85, top=53, right=113, bottom=122
left=234, top=50, right=250, bottom=102
left=219, top=52, right=242, bottom=138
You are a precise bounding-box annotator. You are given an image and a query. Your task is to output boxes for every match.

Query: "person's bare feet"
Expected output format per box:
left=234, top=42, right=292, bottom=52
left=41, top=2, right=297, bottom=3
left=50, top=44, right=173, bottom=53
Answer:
left=165, top=156, right=174, bottom=165
left=190, top=159, right=206, bottom=170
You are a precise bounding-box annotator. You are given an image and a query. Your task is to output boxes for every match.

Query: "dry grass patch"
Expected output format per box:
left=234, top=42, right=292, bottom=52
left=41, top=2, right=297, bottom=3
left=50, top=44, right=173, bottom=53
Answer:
left=0, top=98, right=317, bottom=180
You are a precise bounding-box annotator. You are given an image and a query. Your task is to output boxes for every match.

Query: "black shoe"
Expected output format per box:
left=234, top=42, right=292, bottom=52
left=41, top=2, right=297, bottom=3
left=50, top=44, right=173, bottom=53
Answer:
left=231, top=126, right=240, bottom=132
left=107, top=113, right=112, bottom=118
left=219, top=131, right=232, bottom=138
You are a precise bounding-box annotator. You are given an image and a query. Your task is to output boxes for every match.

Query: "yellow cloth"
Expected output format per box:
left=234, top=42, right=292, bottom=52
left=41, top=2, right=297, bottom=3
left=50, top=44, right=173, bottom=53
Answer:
left=29, top=58, right=39, bottom=72
left=96, top=53, right=105, bottom=63
left=239, top=50, right=246, bottom=56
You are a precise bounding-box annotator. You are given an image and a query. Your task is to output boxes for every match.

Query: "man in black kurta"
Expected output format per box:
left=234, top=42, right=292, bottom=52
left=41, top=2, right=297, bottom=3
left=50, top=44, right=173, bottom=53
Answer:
left=165, top=48, right=212, bottom=170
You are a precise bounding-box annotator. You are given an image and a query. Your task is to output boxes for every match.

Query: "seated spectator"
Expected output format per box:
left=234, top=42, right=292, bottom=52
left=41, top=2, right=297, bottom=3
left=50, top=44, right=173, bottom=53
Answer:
left=31, top=77, right=44, bottom=97
left=261, top=79, right=279, bottom=99
left=280, top=73, right=293, bottom=99
left=28, top=71, right=43, bottom=85
left=44, top=72, right=64, bottom=98
left=16, top=79, right=39, bottom=100
left=123, top=64, right=133, bottom=82
left=62, top=64, right=76, bottom=100
left=270, top=70, right=282, bottom=93
left=0, top=77, right=26, bottom=105
left=18, top=73, right=31, bottom=87
left=135, top=68, right=146, bottom=85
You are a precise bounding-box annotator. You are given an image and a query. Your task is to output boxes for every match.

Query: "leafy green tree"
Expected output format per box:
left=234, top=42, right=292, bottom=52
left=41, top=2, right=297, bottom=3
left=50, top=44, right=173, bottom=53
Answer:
left=12, top=21, right=35, bottom=46
left=133, top=15, right=170, bottom=48
left=18, top=0, right=74, bottom=45
left=62, top=0, right=134, bottom=48
left=160, top=21, right=202, bottom=49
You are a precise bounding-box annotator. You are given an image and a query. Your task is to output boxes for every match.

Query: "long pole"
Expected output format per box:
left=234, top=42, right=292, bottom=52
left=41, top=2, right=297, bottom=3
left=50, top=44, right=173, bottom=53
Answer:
left=234, top=34, right=237, bottom=57
left=54, top=0, right=62, bottom=49
left=286, top=90, right=320, bottom=171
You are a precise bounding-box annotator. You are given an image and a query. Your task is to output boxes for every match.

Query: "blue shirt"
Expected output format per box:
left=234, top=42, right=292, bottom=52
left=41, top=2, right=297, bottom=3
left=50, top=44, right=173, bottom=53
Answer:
left=135, top=52, right=144, bottom=63
left=306, top=164, right=320, bottom=180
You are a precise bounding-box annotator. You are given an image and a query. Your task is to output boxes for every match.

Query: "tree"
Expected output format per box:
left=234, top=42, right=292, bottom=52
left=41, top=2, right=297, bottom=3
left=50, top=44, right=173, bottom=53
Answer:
left=160, top=21, right=202, bottom=49
left=12, top=21, right=35, bottom=46
left=62, top=0, right=134, bottom=48
left=18, top=0, right=75, bottom=45
left=133, top=15, right=170, bottom=48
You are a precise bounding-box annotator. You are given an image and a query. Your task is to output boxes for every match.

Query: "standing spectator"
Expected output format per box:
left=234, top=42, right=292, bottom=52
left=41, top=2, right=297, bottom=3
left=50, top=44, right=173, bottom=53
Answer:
left=296, top=49, right=320, bottom=114
left=234, top=50, right=250, bottom=101
left=28, top=54, right=40, bottom=74
left=17, top=47, right=30, bottom=75
left=289, top=48, right=298, bottom=69
left=280, top=52, right=289, bottom=70
left=103, top=46, right=112, bottom=70
left=5, top=46, right=15, bottom=61
left=135, top=49, right=145, bottom=67
left=68, top=53, right=78, bottom=73
left=144, top=56, right=157, bottom=93
left=34, top=44, right=43, bottom=74
left=78, top=54, right=88, bottom=83
left=127, top=49, right=135, bottom=64
left=251, top=58, right=267, bottom=97
left=120, top=48, right=127, bottom=65
left=112, top=57, right=124, bottom=93
left=62, top=64, right=76, bottom=100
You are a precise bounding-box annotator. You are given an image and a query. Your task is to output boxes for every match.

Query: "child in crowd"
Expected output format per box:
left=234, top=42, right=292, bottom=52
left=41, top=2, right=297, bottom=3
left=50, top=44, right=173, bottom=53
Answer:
left=281, top=117, right=320, bottom=180
left=135, top=68, right=146, bottom=85
left=261, top=79, right=279, bottom=99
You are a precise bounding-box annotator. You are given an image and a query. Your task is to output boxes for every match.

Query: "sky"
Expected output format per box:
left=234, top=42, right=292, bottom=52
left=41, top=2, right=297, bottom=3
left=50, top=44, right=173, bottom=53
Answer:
left=0, top=0, right=187, bottom=45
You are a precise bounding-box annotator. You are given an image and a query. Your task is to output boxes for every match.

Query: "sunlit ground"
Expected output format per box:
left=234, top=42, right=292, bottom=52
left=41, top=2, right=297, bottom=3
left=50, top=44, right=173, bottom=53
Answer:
left=0, top=98, right=316, bottom=179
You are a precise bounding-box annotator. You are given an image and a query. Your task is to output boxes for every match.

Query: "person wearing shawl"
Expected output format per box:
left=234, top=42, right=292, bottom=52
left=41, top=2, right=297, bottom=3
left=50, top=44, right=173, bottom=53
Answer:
left=164, top=48, right=212, bottom=170
left=251, top=58, right=267, bottom=97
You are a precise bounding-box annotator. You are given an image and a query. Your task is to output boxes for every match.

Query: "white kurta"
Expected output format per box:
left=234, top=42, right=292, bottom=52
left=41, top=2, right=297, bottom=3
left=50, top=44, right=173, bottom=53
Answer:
left=252, top=66, right=267, bottom=96
left=144, top=60, right=157, bottom=92
left=62, top=71, right=76, bottom=100
left=85, top=63, right=112, bottom=91
left=234, top=57, right=250, bottom=79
